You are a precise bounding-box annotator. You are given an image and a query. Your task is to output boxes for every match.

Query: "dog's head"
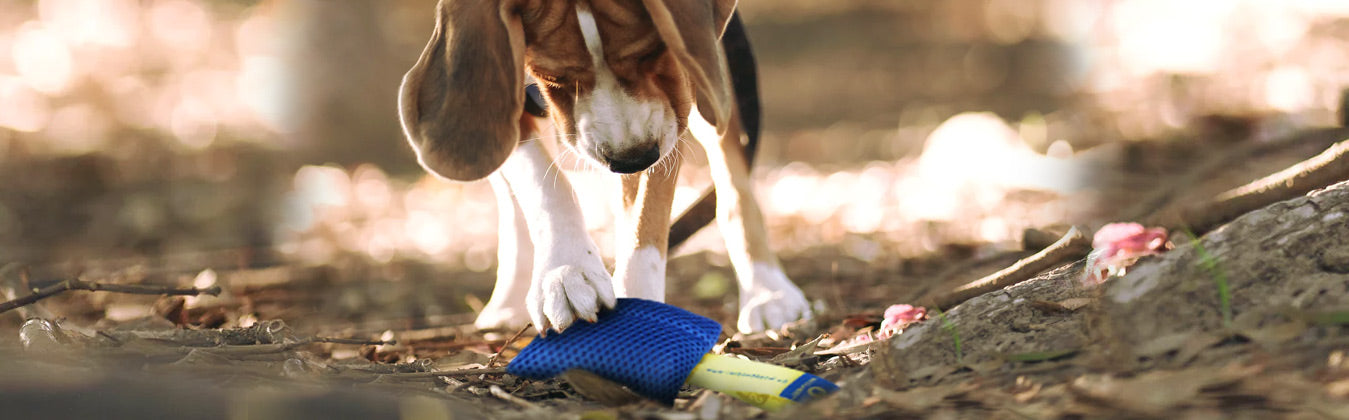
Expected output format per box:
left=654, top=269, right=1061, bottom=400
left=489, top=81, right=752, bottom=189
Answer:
left=398, top=0, right=737, bottom=181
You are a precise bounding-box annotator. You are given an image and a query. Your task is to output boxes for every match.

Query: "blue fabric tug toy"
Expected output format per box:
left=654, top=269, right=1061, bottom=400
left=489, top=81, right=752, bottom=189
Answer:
left=507, top=298, right=838, bottom=410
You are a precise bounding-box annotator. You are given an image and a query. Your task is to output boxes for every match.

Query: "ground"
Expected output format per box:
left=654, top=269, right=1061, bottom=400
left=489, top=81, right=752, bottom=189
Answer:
left=2, top=124, right=1348, bottom=419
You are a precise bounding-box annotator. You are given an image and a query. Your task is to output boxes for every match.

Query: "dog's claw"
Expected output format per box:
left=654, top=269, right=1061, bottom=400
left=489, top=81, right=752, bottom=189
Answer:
left=737, top=264, right=813, bottom=334
left=528, top=263, right=615, bottom=333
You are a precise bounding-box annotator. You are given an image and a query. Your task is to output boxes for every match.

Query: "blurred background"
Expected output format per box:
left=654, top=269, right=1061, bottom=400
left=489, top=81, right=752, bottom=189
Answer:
left=1, top=0, right=1347, bottom=325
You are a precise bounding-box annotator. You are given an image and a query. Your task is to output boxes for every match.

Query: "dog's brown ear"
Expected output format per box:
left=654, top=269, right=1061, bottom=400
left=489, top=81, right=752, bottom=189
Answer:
left=398, top=0, right=526, bottom=181
left=643, top=0, right=737, bottom=130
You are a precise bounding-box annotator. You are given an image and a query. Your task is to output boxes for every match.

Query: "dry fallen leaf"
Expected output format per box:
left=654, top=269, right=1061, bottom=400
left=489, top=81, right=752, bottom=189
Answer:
left=769, top=336, right=824, bottom=368
left=1057, top=298, right=1093, bottom=311
left=435, top=349, right=493, bottom=369
left=1011, top=376, right=1043, bottom=403
left=1069, top=365, right=1258, bottom=415
left=872, top=382, right=974, bottom=412
left=907, top=363, right=957, bottom=384
left=560, top=369, right=643, bottom=407
left=1133, top=332, right=1201, bottom=360
left=1236, top=320, right=1308, bottom=345
left=1170, top=333, right=1225, bottom=367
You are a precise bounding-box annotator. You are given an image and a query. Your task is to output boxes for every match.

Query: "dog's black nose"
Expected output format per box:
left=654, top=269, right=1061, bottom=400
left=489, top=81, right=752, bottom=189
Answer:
left=600, top=143, right=661, bottom=174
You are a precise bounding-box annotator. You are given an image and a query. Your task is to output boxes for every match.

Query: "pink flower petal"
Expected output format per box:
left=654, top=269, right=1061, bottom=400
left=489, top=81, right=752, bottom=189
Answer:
left=879, top=304, right=927, bottom=335
left=1083, top=223, right=1169, bottom=286
left=1092, top=223, right=1146, bottom=248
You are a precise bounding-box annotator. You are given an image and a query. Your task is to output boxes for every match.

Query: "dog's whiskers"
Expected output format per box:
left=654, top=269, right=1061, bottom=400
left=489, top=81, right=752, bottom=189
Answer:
left=655, top=144, right=674, bottom=178
left=533, top=133, right=580, bottom=189
left=670, top=144, right=684, bottom=177
left=545, top=154, right=563, bottom=190
left=655, top=133, right=690, bottom=178
left=531, top=133, right=609, bottom=188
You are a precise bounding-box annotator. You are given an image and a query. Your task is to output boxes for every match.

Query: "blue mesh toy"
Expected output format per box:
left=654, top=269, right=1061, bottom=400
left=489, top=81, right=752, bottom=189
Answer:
left=507, top=298, right=838, bottom=410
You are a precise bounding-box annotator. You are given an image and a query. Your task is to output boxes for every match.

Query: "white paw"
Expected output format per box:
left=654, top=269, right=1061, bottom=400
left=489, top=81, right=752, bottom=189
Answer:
left=737, top=264, right=812, bottom=334
left=526, top=263, right=617, bottom=333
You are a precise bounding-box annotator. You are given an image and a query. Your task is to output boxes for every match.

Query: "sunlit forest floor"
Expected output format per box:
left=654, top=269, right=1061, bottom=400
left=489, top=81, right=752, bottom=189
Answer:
left=2, top=1, right=1349, bottom=418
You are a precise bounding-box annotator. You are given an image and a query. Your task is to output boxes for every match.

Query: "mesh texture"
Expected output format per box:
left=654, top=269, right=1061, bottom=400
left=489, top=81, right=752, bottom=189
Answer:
left=506, top=298, right=722, bottom=404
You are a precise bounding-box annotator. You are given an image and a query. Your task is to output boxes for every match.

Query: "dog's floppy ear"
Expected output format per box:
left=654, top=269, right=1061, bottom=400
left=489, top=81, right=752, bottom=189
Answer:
left=642, top=0, right=737, bottom=130
left=398, top=0, right=526, bottom=181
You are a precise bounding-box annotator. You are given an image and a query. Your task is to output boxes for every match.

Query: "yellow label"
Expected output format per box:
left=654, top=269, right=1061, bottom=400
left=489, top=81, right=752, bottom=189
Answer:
left=685, top=354, right=805, bottom=411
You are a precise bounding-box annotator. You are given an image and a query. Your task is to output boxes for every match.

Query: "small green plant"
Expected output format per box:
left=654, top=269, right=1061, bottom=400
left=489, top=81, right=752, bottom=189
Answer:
left=931, top=308, right=962, bottom=364
left=1187, top=230, right=1233, bottom=329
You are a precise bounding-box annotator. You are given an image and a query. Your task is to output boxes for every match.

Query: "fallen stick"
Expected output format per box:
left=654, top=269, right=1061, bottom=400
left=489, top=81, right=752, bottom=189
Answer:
left=308, top=337, right=396, bottom=346
left=171, top=336, right=395, bottom=356
left=925, top=227, right=1091, bottom=310
left=1123, top=127, right=1349, bottom=224
left=486, top=324, right=532, bottom=368
left=378, top=367, right=509, bottom=380
left=489, top=385, right=541, bottom=410
left=166, top=337, right=394, bottom=356
left=0, top=277, right=222, bottom=315
left=1177, top=138, right=1349, bottom=234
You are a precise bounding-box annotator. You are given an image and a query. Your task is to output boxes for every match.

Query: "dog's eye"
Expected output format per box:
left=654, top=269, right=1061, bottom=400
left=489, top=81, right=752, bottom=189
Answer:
left=537, top=74, right=569, bottom=88
left=635, top=44, right=666, bottom=64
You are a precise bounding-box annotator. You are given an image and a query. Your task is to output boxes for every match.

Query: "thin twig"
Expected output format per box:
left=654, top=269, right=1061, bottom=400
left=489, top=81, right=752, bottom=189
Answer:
left=379, top=367, right=509, bottom=380
left=195, top=342, right=305, bottom=355
left=0, top=278, right=222, bottom=315
left=310, top=337, right=397, bottom=346
left=926, top=227, right=1091, bottom=310
left=169, top=336, right=395, bottom=358
left=490, top=384, right=541, bottom=410
left=1123, top=127, right=1349, bottom=223
left=487, top=324, right=533, bottom=368
left=1178, top=138, right=1349, bottom=234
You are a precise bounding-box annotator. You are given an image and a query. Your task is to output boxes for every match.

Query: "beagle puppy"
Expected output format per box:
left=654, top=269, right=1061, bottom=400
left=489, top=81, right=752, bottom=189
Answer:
left=398, top=0, right=811, bottom=334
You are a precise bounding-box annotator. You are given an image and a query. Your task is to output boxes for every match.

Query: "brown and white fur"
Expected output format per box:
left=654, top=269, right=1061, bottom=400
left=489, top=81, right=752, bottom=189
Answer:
left=398, top=0, right=810, bottom=334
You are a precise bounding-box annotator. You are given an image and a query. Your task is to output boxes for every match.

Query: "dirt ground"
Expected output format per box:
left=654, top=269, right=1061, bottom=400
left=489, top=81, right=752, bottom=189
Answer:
left=3, top=124, right=1349, bottom=419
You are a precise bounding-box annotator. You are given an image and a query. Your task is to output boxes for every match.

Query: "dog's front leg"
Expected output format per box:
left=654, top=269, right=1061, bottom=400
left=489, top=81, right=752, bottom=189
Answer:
left=474, top=172, right=534, bottom=330
left=689, top=108, right=813, bottom=334
left=612, top=154, right=682, bottom=301
left=496, top=136, right=616, bottom=333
